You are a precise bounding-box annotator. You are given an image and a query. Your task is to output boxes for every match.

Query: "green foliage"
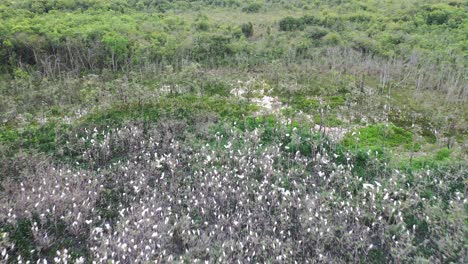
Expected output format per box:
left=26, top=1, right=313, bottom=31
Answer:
left=343, top=124, right=414, bottom=150
left=279, top=16, right=305, bottom=31
left=193, top=33, right=235, bottom=62
left=325, top=95, right=346, bottom=108
left=422, top=4, right=465, bottom=26
left=279, top=14, right=335, bottom=32
left=195, top=14, right=210, bottom=31
left=0, top=122, right=67, bottom=156
left=0, top=0, right=465, bottom=73
left=13, top=68, right=29, bottom=79
left=435, top=148, right=451, bottom=161
left=82, top=96, right=258, bottom=128
left=241, top=22, right=254, bottom=38
left=350, top=148, right=384, bottom=179
left=102, top=32, right=129, bottom=67
left=350, top=33, right=379, bottom=54
left=202, top=80, right=232, bottom=97
left=0, top=216, right=89, bottom=262
left=315, top=114, right=344, bottom=127
left=306, top=26, right=329, bottom=40
left=96, top=187, right=126, bottom=223
left=1, top=218, right=34, bottom=260
left=288, top=96, right=319, bottom=113
left=403, top=148, right=453, bottom=171
left=322, top=32, right=342, bottom=45
left=241, top=2, right=262, bottom=13
left=0, top=96, right=258, bottom=159
left=366, top=248, right=387, bottom=263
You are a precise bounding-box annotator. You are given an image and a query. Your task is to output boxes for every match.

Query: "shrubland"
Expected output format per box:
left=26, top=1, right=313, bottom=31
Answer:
left=0, top=0, right=466, bottom=263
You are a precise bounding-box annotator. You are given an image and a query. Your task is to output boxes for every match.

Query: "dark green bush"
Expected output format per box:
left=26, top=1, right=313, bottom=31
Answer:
left=350, top=34, right=379, bottom=54
left=279, top=15, right=322, bottom=32
left=323, top=32, right=342, bottom=45
left=202, top=80, right=232, bottom=97
left=301, top=15, right=322, bottom=25
left=242, top=3, right=262, bottom=13
left=421, top=4, right=465, bottom=27
left=342, top=124, right=414, bottom=150
left=196, top=20, right=210, bottom=31
left=306, top=26, right=329, bottom=40
left=279, top=16, right=305, bottom=31
left=192, top=33, right=234, bottom=62
left=289, top=96, right=320, bottom=113
left=241, top=22, right=254, bottom=37
left=435, top=148, right=451, bottom=161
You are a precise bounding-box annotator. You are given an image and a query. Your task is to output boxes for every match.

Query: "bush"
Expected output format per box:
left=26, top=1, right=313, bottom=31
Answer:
left=426, top=9, right=450, bottom=25
left=279, top=16, right=305, bottom=31
left=202, top=80, right=232, bottom=97
left=242, top=3, right=262, bottom=13
left=289, top=96, right=319, bottom=113
left=435, top=148, right=451, bottom=161
left=279, top=15, right=322, bottom=32
left=342, top=124, right=414, bottom=150
left=325, top=95, right=346, bottom=108
left=306, top=26, right=329, bottom=40
left=422, top=4, right=465, bottom=26
left=350, top=34, right=379, bottom=54
left=192, top=33, right=234, bottom=62
left=323, top=32, right=341, bottom=45
left=196, top=20, right=210, bottom=31
left=301, top=15, right=322, bottom=25
left=241, top=22, right=254, bottom=37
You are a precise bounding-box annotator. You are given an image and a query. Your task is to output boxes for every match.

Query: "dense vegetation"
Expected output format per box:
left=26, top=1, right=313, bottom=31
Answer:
left=0, top=0, right=466, bottom=263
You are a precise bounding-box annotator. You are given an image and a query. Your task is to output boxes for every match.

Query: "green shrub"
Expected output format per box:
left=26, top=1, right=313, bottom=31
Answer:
left=202, top=80, right=232, bottom=97
left=1, top=217, right=89, bottom=262
left=82, top=96, right=259, bottom=128
left=425, top=8, right=450, bottom=25
left=435, top=148, right=451, bottom=161
left=319, top=114, right=344, bottom=127
left=0, top=122, right=68, bottom=156
left=241, top=22, right=254, bottom=38
left=289, top=96, right=320, bottom=113
left=421, top=4, right=465, bottom=27
left=279, top=15, right=322, bottom=32
left=367, top=248, right=387, bottom=263
left=196, top=20, right=210, bottom=31
left=242, top=3, right=262, bottom=13
left=306, top=26, right=329, bottom=40
left=325, top=95, right=346, bottom=108
left=192, top=33, right=234, bottom=62
left=350, top=34, right=379, bottom=54
left=323, top=32, right=341, bottom=45
left=342, top=124, right=414, bottom=150
left=279, top=16, right=305, bottom=31
left=102, top=32, right=130, bottom=68
left=347, top=13, right=373, bottom=23
left=301, top=15, right=322, bottom=25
